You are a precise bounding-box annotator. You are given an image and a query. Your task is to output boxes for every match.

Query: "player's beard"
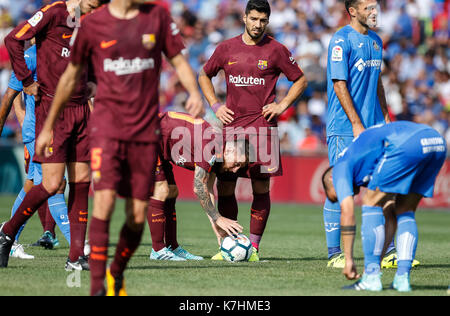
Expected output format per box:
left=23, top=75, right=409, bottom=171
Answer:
left=245, top=24, right=265, bottom=41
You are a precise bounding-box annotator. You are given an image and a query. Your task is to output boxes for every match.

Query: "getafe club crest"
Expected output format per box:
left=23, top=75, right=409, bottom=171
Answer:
left=258, top=60, right=268, bottom=70
left=142, top=34, right=156, bottom=50
left=373, top=41, right=380, bottom=51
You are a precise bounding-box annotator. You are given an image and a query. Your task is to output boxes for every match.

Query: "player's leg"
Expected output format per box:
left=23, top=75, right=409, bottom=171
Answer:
left=0, top=163, right=64, bottom=267
left=380, top=199, right=398, bottom=268
left=89, top=189, right=116, bottom=296
left=323, top=136, right=352, bottom=267
left=46, top=178, right=71, bottom=247
left=148, top=180, right=184, bottom=260
left=248, top=178, right=270, bottom=261
left=65, top=162, right=90, bottom=268
left=107, top=197, right=147, bottom=296
left=391, top=193, right=422, bottom=292
left=166, top=184, right=203, bottom=261
left=211, top=178, right=238, bottom=260
left=344, top=189, right=393, bottom=291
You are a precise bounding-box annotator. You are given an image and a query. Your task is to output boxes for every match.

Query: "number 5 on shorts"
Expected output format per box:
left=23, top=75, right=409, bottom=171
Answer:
left=91, top=148, right=103, bottom=170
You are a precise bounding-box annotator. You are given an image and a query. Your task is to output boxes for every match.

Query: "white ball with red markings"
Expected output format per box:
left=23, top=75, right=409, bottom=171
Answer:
left=220, top=234, right=252, bottom=262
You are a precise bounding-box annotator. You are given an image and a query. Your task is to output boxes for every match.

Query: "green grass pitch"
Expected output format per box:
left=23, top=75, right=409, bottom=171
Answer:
left=0, top=195, right=449, bottom=296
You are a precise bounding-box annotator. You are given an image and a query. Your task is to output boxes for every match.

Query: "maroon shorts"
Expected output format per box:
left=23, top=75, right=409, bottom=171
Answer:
left=90, top=136, right=159, bottom=201
left=154, top=158, right=176, bottom=185
left=217, top=128, right=282, bottom=181
left=34, top=95, right=90, bottom=164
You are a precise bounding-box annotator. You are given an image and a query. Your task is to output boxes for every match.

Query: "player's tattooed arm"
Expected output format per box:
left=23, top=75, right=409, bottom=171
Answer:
left=0, top=88, right=20, bottom=135
left=194, top=166, right=243, bottom=236
left=194, top=165, right=220, bottom=222
left=377, top=74, right=391, bottom=123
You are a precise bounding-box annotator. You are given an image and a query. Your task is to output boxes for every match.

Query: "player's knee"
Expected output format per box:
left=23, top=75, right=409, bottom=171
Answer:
left=168, top=185, right=178, bottom=199
left=57, top=178, right=67, bottom=194
left=42, top=178, right=64, bottom=195
left=153, top=181, right=169, bottom=201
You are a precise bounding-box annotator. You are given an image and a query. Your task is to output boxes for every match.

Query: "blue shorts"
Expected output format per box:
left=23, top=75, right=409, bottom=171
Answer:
left=327, top=135, right=354, bottom=165
left=368, top=129, right=447, bottom=197
left=25, top=141, right=43, bottom=185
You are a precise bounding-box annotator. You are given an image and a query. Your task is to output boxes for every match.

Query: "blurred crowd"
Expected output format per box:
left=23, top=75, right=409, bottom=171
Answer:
left=0, top=0, right=449, bottom=156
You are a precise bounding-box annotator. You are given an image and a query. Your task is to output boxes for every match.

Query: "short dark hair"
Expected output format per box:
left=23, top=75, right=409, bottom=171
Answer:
left=344, top=0, right=361, bottom=14
left=245, top=0, right=271, bottom=17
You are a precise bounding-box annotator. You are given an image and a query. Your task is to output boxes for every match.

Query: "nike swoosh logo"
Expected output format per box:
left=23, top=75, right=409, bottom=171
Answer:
left=267, top=167, right=278, bottom=172
left=335, top=39, right=344, bottom=44
left=62, top=33, right=72, bottom=39
left=326, top=228, right=340, bottom=233
left=79, top=211, right=88, bottom=215
left=228, top=61, right=238, bottom=65
left=101, top=40, right=117, bottom=49
left=152, top=213, right=164, bottom=217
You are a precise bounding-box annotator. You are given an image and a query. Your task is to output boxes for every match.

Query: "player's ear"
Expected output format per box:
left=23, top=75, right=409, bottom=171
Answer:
left=348, top=6, right=357, bottom=18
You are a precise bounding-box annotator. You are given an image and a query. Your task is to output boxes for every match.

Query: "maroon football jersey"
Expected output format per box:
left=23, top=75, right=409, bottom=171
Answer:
left=160, top=111, right=218, bottom=172
left=203, top=34, right=304, bottom=130
left=5, top=1, right=87, bottom=105
left=70, top=4, right=185, bottom=143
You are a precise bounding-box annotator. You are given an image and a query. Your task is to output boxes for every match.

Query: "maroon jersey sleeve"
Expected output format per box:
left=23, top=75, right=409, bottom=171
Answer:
left=275, top=44, right=304, bottom=82
left=202, top=43, right=225, bottom=78
left=4, top=4, right=58, bottom=86
left=160, top=8, right=185, bottom=59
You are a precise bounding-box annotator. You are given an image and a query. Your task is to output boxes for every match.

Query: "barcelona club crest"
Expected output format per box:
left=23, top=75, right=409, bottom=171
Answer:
left=258, top=60, right=268, bottom=70
left=142, top=34, right=156, bottom=50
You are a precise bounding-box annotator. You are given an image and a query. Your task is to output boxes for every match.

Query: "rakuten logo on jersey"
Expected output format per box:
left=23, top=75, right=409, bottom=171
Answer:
left=229, top=75, right=265, bottom=87
left=104, top=57, right=155, bottom=76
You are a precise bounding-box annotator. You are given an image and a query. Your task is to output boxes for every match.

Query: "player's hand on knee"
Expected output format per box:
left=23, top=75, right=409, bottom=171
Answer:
left=215, top=105, right=234, bottom=125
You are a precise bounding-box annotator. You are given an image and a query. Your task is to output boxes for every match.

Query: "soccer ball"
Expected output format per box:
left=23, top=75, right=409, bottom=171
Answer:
left=220, top=234, right=252, bottom=262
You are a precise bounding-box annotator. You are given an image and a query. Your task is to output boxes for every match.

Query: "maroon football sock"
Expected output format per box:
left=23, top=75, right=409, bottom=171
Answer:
left=3, top=184, right=51, bottom=238
left=68, top=182, right=90, bottom=261
left=163, top=198, right=178, bottom=249
left=37, top=202, right=47, bottom=232
left=218, top=194, right=238, bottom=220
left=44, top=203, right=56, bottom=236
left=109, top=223, right=144, bottom=278
left=147, top=198, right=166, bottom=252
left=89, top=216, right=110, bottom=296
left=249, top=192, right=271, bottom=250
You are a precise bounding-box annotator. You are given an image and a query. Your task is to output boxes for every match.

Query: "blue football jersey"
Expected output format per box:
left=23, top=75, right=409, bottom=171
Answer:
left=326, top=25, right=386, bottom=138
left=8, top=45, right=37, bottom=144
left=333, top=122, right=446, bottom=203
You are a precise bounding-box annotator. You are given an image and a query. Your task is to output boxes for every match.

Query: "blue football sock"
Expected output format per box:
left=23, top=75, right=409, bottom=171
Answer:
left=361, top=206, right=385, bottom=275
left=11, top=188, right=27, bottom=242
left=323, top=198, right=341, bottom=258
left=396, top=211, right=418, bottom=276
left=47, top=194, right=71, bottom=245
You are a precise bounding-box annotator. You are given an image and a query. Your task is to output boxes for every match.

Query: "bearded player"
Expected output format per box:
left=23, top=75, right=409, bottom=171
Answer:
left=0, top=0, right=105, bottom=271
left=198, top=0, right=307, bottom=261
left=148, top=111, right=243, bottom=261
left=34, top=0, right=203, bottom=296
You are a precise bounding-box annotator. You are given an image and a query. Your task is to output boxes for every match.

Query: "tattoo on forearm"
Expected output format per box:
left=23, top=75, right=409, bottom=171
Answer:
left=341, top=225, right=356, bottom=236
left=194, top=167, right=220, bottom=222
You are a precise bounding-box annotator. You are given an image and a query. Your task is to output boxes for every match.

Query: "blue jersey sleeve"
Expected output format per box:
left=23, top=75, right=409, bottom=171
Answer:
left=328, top=35, right=350, bottom=81
left=8, top=46, right=37, bottom=92
left=8, top=71, right=23, bottom=92
left=333, top=161, right=355, bottom=203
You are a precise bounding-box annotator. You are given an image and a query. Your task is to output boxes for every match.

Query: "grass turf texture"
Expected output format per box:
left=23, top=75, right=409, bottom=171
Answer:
left=0, top=195, right=449, bottom=296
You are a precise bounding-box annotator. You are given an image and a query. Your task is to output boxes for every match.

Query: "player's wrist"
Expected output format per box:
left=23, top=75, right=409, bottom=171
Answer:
left=211, top=102, right=222, bottom=113
left=22, top=75, right=35, bottom=88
